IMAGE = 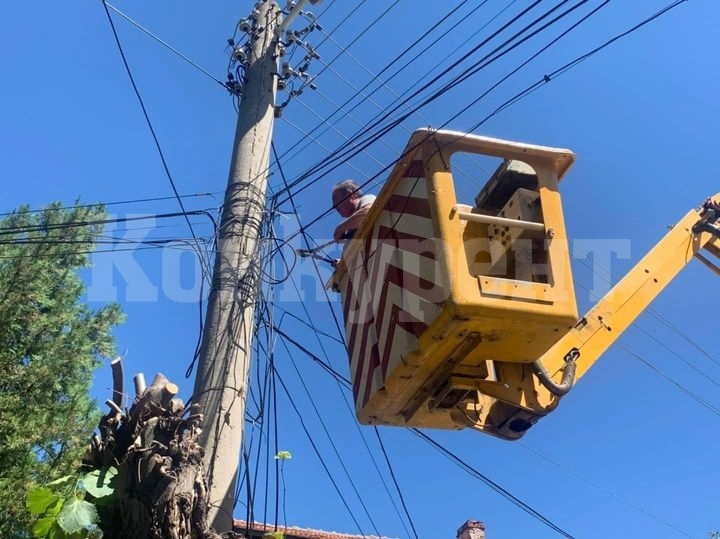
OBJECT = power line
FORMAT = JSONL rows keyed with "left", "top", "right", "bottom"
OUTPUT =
{"left": 270, "top": 142, "right": 346, "bottom": 338}
{"left": 279, "top": 115, "right": 378, "bottom": 187}
{"left": 294, "top": 0, "right": 401, "bottom": 96}
{"left": 279, "top": 0, "right": 688, "bottom": 246}
{"left": 311, "top": 0, "right": 367, "bottom": 50}
{"left": 0, "top": 243, "right": 205, "bottom": 260}
{"left": 275, "top": 0, "right": 553, "bottom": 199}
{"left": 279, "top": 337, "right": 383, "bottom": 537}
{"left": 275, "top": 0, "right": 483, "bottom": 170}
{"left": 287, "top": 0, "right": 600, "bottom": 198}
{"left": 100, "top": 0, "right": 212, "bottom": 281}
{"left": 0, "top": 209, "right": 214, "bottom": 236}
{"left": 412, "top": 430, "right": 576, "bottom": 538}
{"left": 273, "top": 326, "right": 349, "bottom": 385}
{"left": 104, "top": 2, "right": 226, "bottom": 87}
{"left": 465, "top": 0, "right": 689, "bottom": 131}
{"left": 619, "top": 343, "right": 720, "bottom": 418}
{"left": 300, "top": 85, "right": 489, "bottom": 189}
{"left": 275, "top": 0, "right": 584, "bottom": 207}
{"left": 274, "top": 297, "right": 417, "bottom": 539}
{"left": 265, "top": 0, "right": 517, "bottom": 210}
{"left": 272, "top": 366, "right": 368, "bottom": 537}
{"left": 0, "top": 191, "right": 221, "bottom": 219}
{"left": 426, "top": 0, "right": 607, "bottom": 131}
{"left": 372, "top": 427, "right": 420, "bottom": 539}
{"left": 518, "top": 442, "right": 694, "bottom": 538}
{"left": 367, "top": 0, "right": 520, "bottom": 129}
{"left": 275, "top": 306, "right": 344, "bottom": 345}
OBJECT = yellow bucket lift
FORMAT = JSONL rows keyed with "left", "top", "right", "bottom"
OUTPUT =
{"left": 328, "top": 128, "right": 720, "bottom": 440}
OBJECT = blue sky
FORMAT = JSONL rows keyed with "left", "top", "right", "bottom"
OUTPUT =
{"left": 2, "top": 1, "right": 719, "bottom": 538}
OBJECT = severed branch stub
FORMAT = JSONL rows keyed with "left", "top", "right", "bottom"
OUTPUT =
{"left": 110, "top": 356, "right": 124, "bottom": 408}
{"left": 88, "top": 357, "right": 237, "bottom": 539}
{"left": 134, "top": 372, "right": 147, "bottom": 397}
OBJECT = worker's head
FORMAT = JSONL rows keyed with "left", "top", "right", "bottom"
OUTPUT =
{"left": 331, "top": 179, "right": 362, "bottom": 218}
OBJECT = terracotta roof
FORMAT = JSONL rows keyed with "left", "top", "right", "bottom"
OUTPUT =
{"left": 234, "top": 520, "right": 396, "bottom": 539}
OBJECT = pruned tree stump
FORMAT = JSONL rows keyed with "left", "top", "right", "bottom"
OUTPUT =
{"left": 86, "top": 361, "right": 241, "bottom": 539}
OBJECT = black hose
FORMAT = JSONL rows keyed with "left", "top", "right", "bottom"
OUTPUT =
{"left": 532, "top": 359, "right": 576, "bottom": 396}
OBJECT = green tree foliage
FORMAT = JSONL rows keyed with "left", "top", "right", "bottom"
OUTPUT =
{"left": 0, "top": 203, "right": 124, "bottom": 537}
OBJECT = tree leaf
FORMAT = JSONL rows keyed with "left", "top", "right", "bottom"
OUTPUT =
{"left": 82, "top": 466, "right": 117, "bottom": 498}
{"left": 46, "top": 475, "right": 74, "bottom": 488}
{"left": 0, "top": 203, "right": 124, "bottom": 532}
{"left": 57, "top": 497, "right": 98, "bottom": 534}
{"left": 27, "top": 487, "right": 60, "bottom": 515}
{"left": 274, "top": 450, "right": 292, "bottom": 460}
{"left": 263, "top": 533, "right": 285, "bottom": 539}
{"left": 46, "top": 497, "right": 65, "bottom": 517}
{"left": 32, "top": 515, "right": 57, "bottom": 538}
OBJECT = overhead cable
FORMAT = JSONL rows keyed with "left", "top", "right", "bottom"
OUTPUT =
{"left": 275, "top": 0, "right": 552, "bottom": 199}
{"left": 274, "top": 294, "right": 417, "bottom": 538}
{"left": 273, "top": 367, "right": 368, "bottom": 536}
{"left": 280, "top": 0, "right": 687, "bottom": 245}
{"left": 279, "top": 337, "right": 383, "bottom": 537}
{"left": 275, "top": 0, "right": 483, "bottom": 169}
{"left": 518, "top": 442, "right": 694, "bottom": 538}
{"left": 0, "top": 191, "right": 221, "bottom": 219}
{"left": 466, "top": 0, "right": 689, "bottom": 131}
{"left": 412, "top": 430, "right": 576, "bottom": 538}
{"left": 100, "top": 0, "right": 212, "bottom": 281}
{"left": 372, "top": 427, "right": 420, "bottom": 539}
{"left": 104, "top": 2, "right": 226, "bottom": 87}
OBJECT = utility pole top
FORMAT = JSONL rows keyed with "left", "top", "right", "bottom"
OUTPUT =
{"left": 276, "top": 0, "right": 323, "bottom": 37}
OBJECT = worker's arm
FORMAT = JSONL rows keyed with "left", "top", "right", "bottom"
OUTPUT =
{"left": 334, "top": 204, "right": 373, "bottom": 242}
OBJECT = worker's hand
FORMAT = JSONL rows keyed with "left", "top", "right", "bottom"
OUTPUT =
{"left": 333, "top": 224, "right": 348, "bottom": 243}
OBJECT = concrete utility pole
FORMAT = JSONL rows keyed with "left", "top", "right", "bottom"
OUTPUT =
{"left": 193, "top": 0, "right": 280, "bottom": 531}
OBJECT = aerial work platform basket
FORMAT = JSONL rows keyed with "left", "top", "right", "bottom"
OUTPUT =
{"left": 328, "top": 128, "right": 720, "bottom": 440}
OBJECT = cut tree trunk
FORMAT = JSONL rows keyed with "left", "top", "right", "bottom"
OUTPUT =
{"left": 85, "top": 363, "right": 239, "bottom": 539}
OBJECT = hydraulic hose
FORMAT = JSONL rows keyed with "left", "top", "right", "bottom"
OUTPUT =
{"left": 532, "top": 359, "right": 577, "bottom": 397}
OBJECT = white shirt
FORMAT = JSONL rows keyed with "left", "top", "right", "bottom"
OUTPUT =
{"left": 358, "top": 194, "right": 376, "bottom": 210}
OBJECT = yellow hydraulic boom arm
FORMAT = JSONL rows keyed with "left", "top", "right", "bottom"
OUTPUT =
{"left": 536, "top": 195, "right": 720, "bottom": 389}
{"left": 452, "top": 195, "right": 720, "bottom": 438}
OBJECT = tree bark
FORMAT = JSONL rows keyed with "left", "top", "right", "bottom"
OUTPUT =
{"left": 86, "top": 367, "right": 240, "bottom": 539}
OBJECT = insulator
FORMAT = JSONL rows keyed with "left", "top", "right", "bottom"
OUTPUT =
{"left": 233, "top": 47, "right": 247, "bottom": 62}
{"left": 238, "top": 18, "right": 252, "bottom": 33}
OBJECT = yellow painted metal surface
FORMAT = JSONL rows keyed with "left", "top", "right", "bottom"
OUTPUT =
{"left": 328, "top": 128, "right": 719, "bottom": 440}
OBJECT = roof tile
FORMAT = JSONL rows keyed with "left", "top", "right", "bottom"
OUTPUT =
{"left": 234, "top": 520, "right": 397, "bottom": 539}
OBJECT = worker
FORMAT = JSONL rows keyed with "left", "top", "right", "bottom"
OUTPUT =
{"left": 331, "top": 179, "right": 376, "bottom": 242}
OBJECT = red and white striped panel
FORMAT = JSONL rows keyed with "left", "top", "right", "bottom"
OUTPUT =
{"left": 339, "top": 160, "right": 447, "bottom": 411}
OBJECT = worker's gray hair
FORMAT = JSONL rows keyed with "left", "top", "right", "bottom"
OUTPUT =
{"left": 332, "top": 179, "right": 362, "bottom": 197}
